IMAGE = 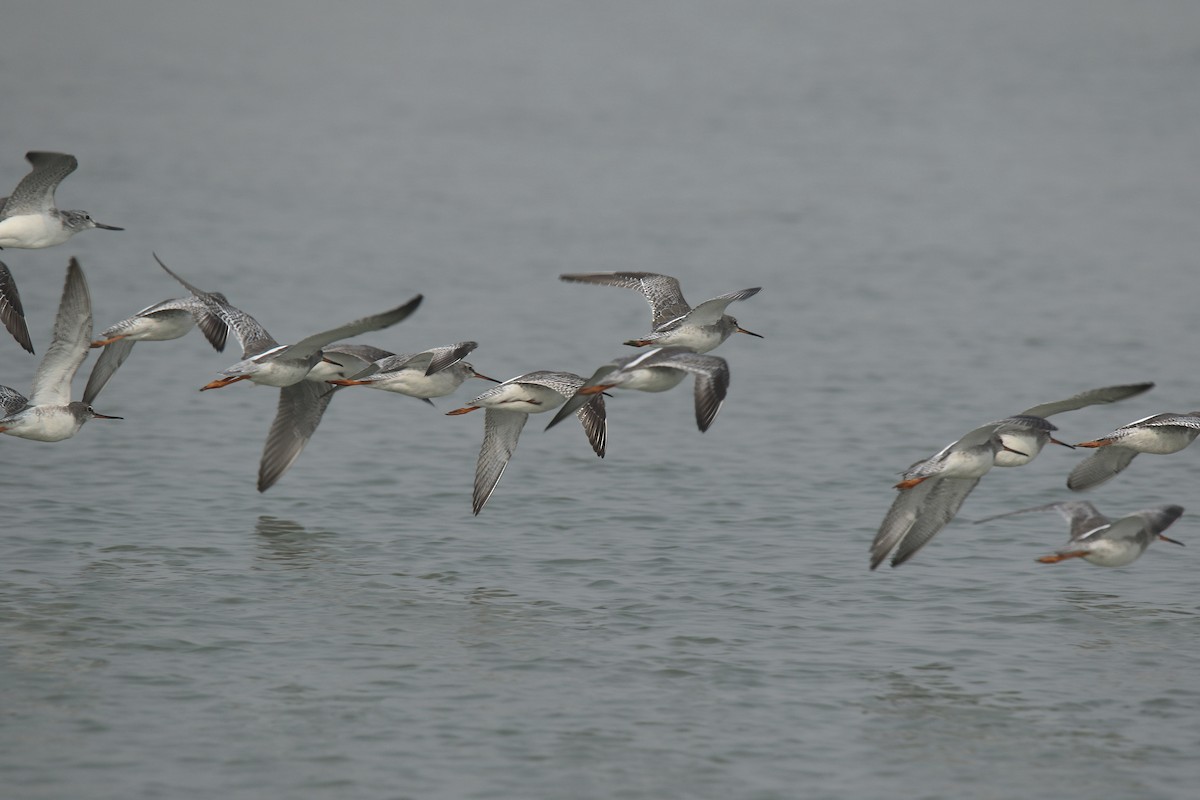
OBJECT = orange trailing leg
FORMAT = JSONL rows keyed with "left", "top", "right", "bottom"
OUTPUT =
{"left": 1036, "top": 551, "right": 1088, "bottom": 564}
{"left": 200, "top": 375, "right": 249, "bottom": 391}
{"left": 894, "top": 476, "right": 928, "bottom": 490}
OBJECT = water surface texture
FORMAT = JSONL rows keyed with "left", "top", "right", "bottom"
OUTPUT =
{"left": 2, "top": 2, "right": 1200, "bottom": 798}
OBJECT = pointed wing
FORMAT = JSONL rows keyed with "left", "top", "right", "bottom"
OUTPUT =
{"left": 692, "top": 367, "right": 728, "bottom": 432}
{"left": 0, "top": 260, "right": 32, "bottom": 353}
{"left": 0, "top": 385, "right": 29, "bottom": 418}
{"left": 82, "top": 338, "right": 136, "bottom": 404}
{"left": 1, "top": 152, "right": 78, "bottom": 217}
{"left": 545, "top": 365, "right": 616, "bottom": 431}
{"left": 1067, "top": 448, "right": 1140, "bottom": 491}
{"left": 205, "top": 298, "right": 275, "bottom": 357}
{"left": 889, "top": 477, "right": 982, "bottom": 567}
{"left": 871, "top": 479, "right": 937, "bottom": 570}
{"left": 1019, "top": 382, "right": 1155, "bottom": 419}
{"left": 190, "top": 298, "right": 229, "bottom": 352}
{"left": 288, "top": 294, "right": 423, "bottom": 359}
{"left": 473, "top": 409, "right": 528, "bottom": 515}
{"left": 423, "top": 341, "right": 478, "bottom": 376}
{"left": 560, "top": 271, "right": 691, "bottom": 329}
{"left": 257, "top": 382, "right": 339, "bottom": 492}
{"left": 153, "top": 254, "right": 277, "bottom": 357}
{"left": 653, "top": 350, "right": 730, "bottom": 431}
{"left": 677, "top": 287, "right": 760, "bottom": 328}
{"left": 29, "top": 259, "right": 91, "bottom": 406}
{"left": 610, "top": 347, "right": 731, "bottom": 431}
{"left": 575, "top": 394, "right": 606, "bottom": 457}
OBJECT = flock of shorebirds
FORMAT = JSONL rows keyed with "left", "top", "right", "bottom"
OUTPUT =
{"left": 870, "top": 384, "right": 1194, "bottom": 570}
{"left": 0, "top": 151, "right": 1194, "bottom": 570}
{"left": 0, "top": 152, "right": 761, "bottom": 517}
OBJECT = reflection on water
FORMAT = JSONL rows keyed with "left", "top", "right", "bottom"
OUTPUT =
{"left": 466, "top": 586, "right": 519, "bottom": 605}
{"left": 1054, "top": 588, "right": 1200, "bottom": 661}
{"left": 253, "top": 516, "right": 338, "bottom": 569}
{"left": 859, "top": 666, "right": 1160, "bottom": 796}
{"left": 1058, "top": 588, "right": 1199, "bottom": 621}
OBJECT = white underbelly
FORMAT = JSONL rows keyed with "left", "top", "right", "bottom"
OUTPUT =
{"left": 0, "top": 214, "right": 68, "bottom": 248}
{"left": 939, "top": 449, "right": 995, "bottom": 479}
{"left": 2, "top": 408, "right": 81, "bottom": 441}
{"left": 482, "top": 384, "right": 566, "bottom": 414}
{"left": 371, "top": 369, "right": 463, "bottom": 398}
{"left": 654, "top": 327, "right": 724, "bottom": 354}
{"left": 1081, "top": 541, "right": 1144, "bottom": 567}
{"left": 618, "top": 368, "right": 687, "bottom": 393}
{"left": 1122, "top": 427, "right": 1198, "bottom": 454}
{"left": 124, "top": 311, "right": 195, "bottom": 341}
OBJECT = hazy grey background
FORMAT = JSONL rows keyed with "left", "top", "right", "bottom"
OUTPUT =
{"left": 2, "top": 2, "right": 1200, "bottom": 798}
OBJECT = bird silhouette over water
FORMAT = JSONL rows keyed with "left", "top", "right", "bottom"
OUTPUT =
{"left": 975, "top": 501, "right": 1185, "bottom": 567}
{"left": 1068, "top": 412, "right": 1200, "bottom": 491}
{"left": 559, "top": 271, "right": 761, "bottom": 353}
{"left": 152, "top": 254, "right": 423, "bottom": 492}
{"left": 327, "top": 341, "right": 498, "bottom": 403}
{"left": 448, "top": 370, "right": 606, "bottom": 515}
{"left": 870, "top": 383, "right": 1155, "bottom": 569}
{"left": 83, "top": 293, "right": 229, "bottom": 404}
{"left": 0, "top": 259, "right": 122, "bottom": 441}
{"left": 871, "top": 423, "right": 1024, "bottom": 569}
{"left": 0, "top": 153, "right": 123, "bottom": 353}
{"left": 545, "top": 346, "right": 730, "bottom": 435}
{"left": 0, "top": 152, "right": 123, "bottom": 249}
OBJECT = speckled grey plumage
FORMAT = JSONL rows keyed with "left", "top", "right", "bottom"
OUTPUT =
{"left": 545, "top": 346, "right": 729, "bottom": 434}
{"left": 0, "top": 259, "right": 122, "bottom": 441}
{"left": 559, "top": 271, "right": 761, "bottom": 352}
{"left": 0, "top": 260, "right": 31, "bottom": 353}
{"left": 454, "top": 371, "right": 606, "bottom": 515}
{"left": 0, "top": 151, "right": 123, "bottom": 246}
{"left": 82, "top": 295, "right": 229, "bottom": 404}
{"left": 1067, "top": 412, "right": 1200, "bottom": 491}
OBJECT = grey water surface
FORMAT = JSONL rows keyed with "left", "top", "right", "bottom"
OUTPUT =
{"left": 3, "top": 2, "right": 1200, "bottom": 798}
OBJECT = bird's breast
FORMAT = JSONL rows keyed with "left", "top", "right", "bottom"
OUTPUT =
{"left": 0, "top": 213, "right": 68, "bottom": 248}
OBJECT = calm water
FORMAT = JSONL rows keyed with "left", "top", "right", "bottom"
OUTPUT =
{"left": 3, "top": 2, "right": 1200, "bottom": 798}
